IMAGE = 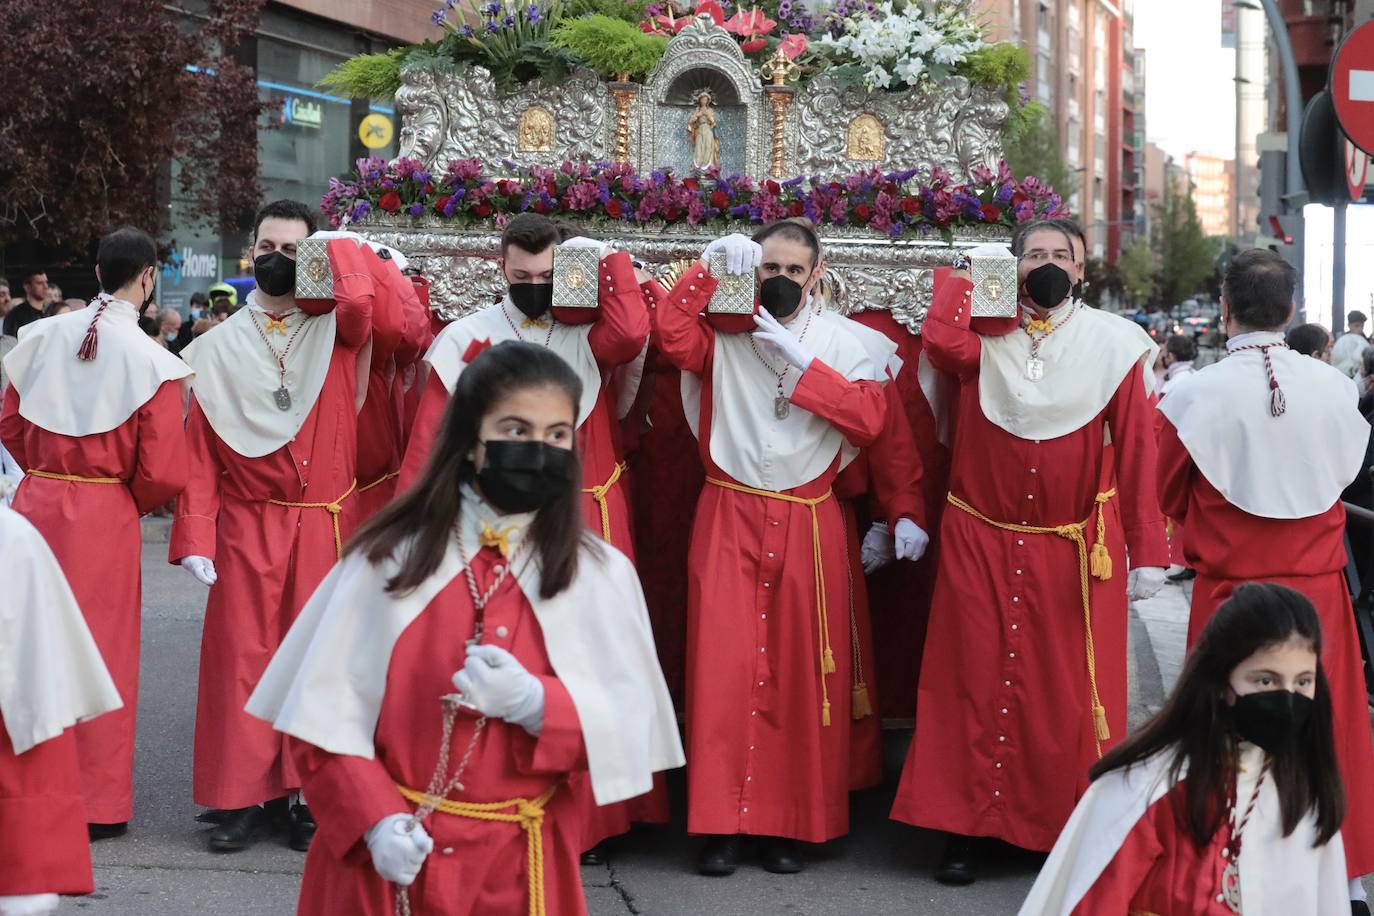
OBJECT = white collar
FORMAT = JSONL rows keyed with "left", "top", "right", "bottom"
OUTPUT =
{"left": 1165, "top": 360, "right": 1195, "bottom": 379}
{"left": 246, "top": 290, "right": 300, "bottom": 317}
{"left": 1227, "top": 330, "right": 1287, "bottom": 352}
{"left": 457, "top": 483, "right": 537, "bottom": 561}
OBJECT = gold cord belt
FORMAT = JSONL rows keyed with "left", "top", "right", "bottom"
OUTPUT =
{"left": 396, "top": 784, "right": 558, "bottom": 916}
{"left": 580, "top": 461, "right": 625, "bottom": 543}
{"left": 706, "top": 477, "right": 838, "bottom": 726}
{"left": 946, "top": 488, "right": 1117, "bottom": 757}
{"left": 265, "top": 479, "right": 357, "bottom": 559}
{"left": 358, "top": 470, "right": 400, "bottom": 494}
{"left": 27, "top": 469, "right": 122, "bottom": 484}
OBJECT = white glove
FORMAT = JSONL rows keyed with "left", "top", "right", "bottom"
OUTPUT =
{"left": 451, "top": 644, "right": 546, "bottom": 735}
{"left": 0, "top": 896, "right": 59, "bottom": 916}
{"left": 1128, "top": 566, "right": 1167, "bottom": 601}
{"left": 365, "top": 813, "right": 433, "bottom": 886}
{"left": 309, "top": 230, "right": 409, "bottom": 271}
{"left": 860, "top": 522, "right": 895, "bottom": 574}
{"left": 702, "top": 234, "right": 763, "bottom": 276}
{"left": 559, "top": 236, "right": 613, "bottom": 259}
{"left": 180, "top": 555, "right": 217, "bottom": 586}
{"left": 893, "top": 518, "right": 930, "bottom": 562}
{"left": 752, "top": 309, "right": 815, "bottom": 372}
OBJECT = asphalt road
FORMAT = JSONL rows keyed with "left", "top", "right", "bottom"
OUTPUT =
{"left": 69, "top": 536, "right": 1184, "bottom": 916}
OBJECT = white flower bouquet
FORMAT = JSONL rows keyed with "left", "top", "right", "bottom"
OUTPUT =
{"left": 817, "top": 0, "right": 986, "bottom": 92}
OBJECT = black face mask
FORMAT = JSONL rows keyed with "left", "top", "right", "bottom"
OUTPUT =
{"left": 254, "top": 251, "right": 297, "bottom": 298}
{"left": 759, "top": 275, "right": 804, "bottom": 320}
{"left": 509, "top": 283, "right": 553, "bottom": 320}
{"left": 476, "top": 440, "right": 574, "bottom": 514}
{"left": 141, "top": 270, "right": 157, "bottom": 311}
{"left": 1231, "top": 689, "right": 1314, "bottom": 754}
{"left": 1023, "top": 263, "right": 1073, "bottom": 311}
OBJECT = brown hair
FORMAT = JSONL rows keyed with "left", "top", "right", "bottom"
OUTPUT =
{"left": 752, "top": 217, "right": 823, "bottom": 267}
{"left": 500, "top": 213, "right": 561, "bottom": 259}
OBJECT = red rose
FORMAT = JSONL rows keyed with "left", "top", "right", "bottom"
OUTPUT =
{"left": 788, "top": 200, "right": 805, "bottom": 217}
{"left": 606, "top": 199, "right": 624, "bottom": 218}
{"left": 765, "top": 179, "right": 781, "bottom": 195}
{"left": 853, "top": 203, "right": 873, "bottom": 222}
{"left": 433, "top": 195, "right": 452, "bottom": 213}
{"left": 534, "top": 199, "right": 551, "bottom": 214}
{"left": 474, "top": 202, "right": 494, "bottom": 217}
{"left": 683, "top": 177, "right": 700, "bottom": 191}
{"left": 710, "top": 190, "right": 729, "bottom": 208}
{"left": 664, "top": 207, "right": 682, "bottom": 221}
{"left": 378, "top": 191, "right": 402, "bottom": 213}
{"left": 901, "top": 196, "right": 920, "bottom": 215}
{"left": 981, "top": 204, "right": 1003, "bottom": 222}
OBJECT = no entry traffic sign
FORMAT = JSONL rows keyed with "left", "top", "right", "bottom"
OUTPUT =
{"left": 1333, "top": 21, "right": 1374, "bottom": 155}
{"left": 1348, "top": 137, "right": 1371, "bottom": 201}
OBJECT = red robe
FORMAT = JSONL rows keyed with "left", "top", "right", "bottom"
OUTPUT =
{"left": 1, "top": 379, "right": 188, "bottom": 824}
{"left": 293, "top": 545, "right": 589, "bottom": 916}
{"left": 1158, "top": 418, "right": 1374, "bottom": 877}
{"left": 891, "top": 278, "right": 1168, "bottom": 852}
{"left": 657, "top": 269, "right": 888, "bottom": 842}
{"left": 171, "top": 299, "right": 372, "bottom": 811}
{"left": 0, "top": 724, "right": 90, "bottom": 895}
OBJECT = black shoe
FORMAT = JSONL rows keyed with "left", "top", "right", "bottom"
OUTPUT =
{"left": 209, "top": 805, "right": 270, "bottom": 852}
{"left": 288, "top": 803, "right": 316, "bottom": 852}
{"left": 580, "top": 844, "right": 606, "bottom": 866}
{"left": 88, "top": 822, "right": 128, "bottom": 841}
{"left": 1166, "top": 567, "right": 1197, "bottom": 582}
{"left": 194, "top": 809, "right": 229, "bottom": 825}
{"left": 935, "top": 834, "right": 979, "bottom": 886}
{"left": 759, "top": 837, "right": 804, "bottom": 874}
{"left": 696, "top": 835, "right": 743, "bottom": 877}
{"left": 1352, "top": 902, "right": 1371, "bottom": 916}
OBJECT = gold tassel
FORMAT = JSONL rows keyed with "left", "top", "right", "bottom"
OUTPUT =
{"left": 1093, "top": 704, "right": 1111, "bottom": 741}
{"left": 822, "top": 700, "right": 832, "bottom": 727}
{"left": 823, "top": 647, "right": 836, "bottom": 674}
{"left": 1090, "top": 542, "right": 1112, "bottom": 581}
{"left": 851, "top": 683, "right": 873, "bottom": 720}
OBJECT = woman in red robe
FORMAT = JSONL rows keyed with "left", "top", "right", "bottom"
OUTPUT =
{"left": 247, "top": 341, "right": 681, "bottom": 916}
{"left": 1020, "top": 583, "right": 1350, "bottom": 915}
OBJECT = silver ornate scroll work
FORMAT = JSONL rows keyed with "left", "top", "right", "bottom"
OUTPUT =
{"left": 355, "top": 220, "right": 1010, "bottom": 332}
{"left": 793, "top": 74, "right": 1010, "bottom": 178}
{"left": 393, "top": 65, "right": 612, "bottom": 171}
{"left": 633, "top": 15, "right": 769, "bottom": 177}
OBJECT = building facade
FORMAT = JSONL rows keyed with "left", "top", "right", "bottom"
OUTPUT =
{"left": 1184, "top": 152, "right": 1236, "bottom": 238}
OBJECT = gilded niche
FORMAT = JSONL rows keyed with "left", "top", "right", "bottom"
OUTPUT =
{"left": 517, "top": 106, "right": 556, "bottom": 152}
{"left": 846, "top": 113, "right": 885, "bottom": 162}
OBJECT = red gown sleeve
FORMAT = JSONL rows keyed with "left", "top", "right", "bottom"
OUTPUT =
{"left": 921, "top": 276, "right": 982, "bottom": 378}
{"left": 397, "top": 374, "right": 449, "bottom": 490}
{"left": 367, "top": 259, "right": 406, "bottom": 370}
{"left": 326, "top": 240, "right": 376, "bottom": 351}
{"left": 393, "top": 279, "right": 431, "bottom": 370}
{"left": 587, "top": 251, "right": 651, "bottom": 369}
{"left": 865, "top": 384, "right": 926, "bottom": 530}
{"left": 512, "top": 677, "right": 586, "bottom": 776}
{"left": 653, "top": 262, "right": 716, "bottom": 376}
{"left": 0, "top": 385, "right": 28, "bottom": 468}
{"left": 169, "top": 396, "right": 224, "bottom": 564}
{"left": 1070, "top": 806, "right": 1166, "bottom": 914}
{"left": 129, "top": 380, "right": 190, "bottom": 515}
{"left": 1105, "top": 367, "right": 1170, "bottom": 567}
{"left": 294, "top": 744, "right": 410, "bottom": 862}
{"left": 788, "top": 361, "right": 887, "bottom": 448}
{"left": 1156, "top": 415, "right": 1195, "bottom": 525}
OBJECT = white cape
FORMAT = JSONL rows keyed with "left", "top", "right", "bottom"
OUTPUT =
{"left": 0, "top": 504, "right": 121, "bottom": 755}
{"left": 979, "top": 302, "right": 1158, "bottom": 441}
{"left": 2, "top": 296, "right": 192, "bottom": 436}
{"left": 247, "top": 491, "right": 684, "bottom": 805}
{"left": 424, "top": 300, "right": 603, "bottom": 430}
{"left": 680, "top": 304, "right": 888, "bottom": 491}
{"left": 181, "top": 292, "right": 343, "bottom": 459}
{"left": 1020, "top": 743, "right": 1349, "bottom": 916}
{"left": 1157, "top": 332, "right": 1368, "bottom": 518}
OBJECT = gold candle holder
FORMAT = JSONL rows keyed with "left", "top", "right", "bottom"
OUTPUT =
{"left": 760, "top": 49, "right": 801, "bottom": 179}
{"left": 610, "top": 72, "right": 636, "bottom": 165}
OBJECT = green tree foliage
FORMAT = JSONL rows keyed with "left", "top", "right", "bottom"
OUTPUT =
{"left": 1118, "top": 237, "right": 1157, "bottom": 307}
{"left": 1153, "top": 180, "right": 1221, "bottom": 308}
{"left": 551, "top": 15, "right": 667, "bottom": 78}
{"left": 1002, "top": 102, "right": 1077, "bottom": 210}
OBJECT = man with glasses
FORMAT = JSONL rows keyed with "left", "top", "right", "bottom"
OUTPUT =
{"left": 889, "top": 221, "right": 1168, "bottom": 884}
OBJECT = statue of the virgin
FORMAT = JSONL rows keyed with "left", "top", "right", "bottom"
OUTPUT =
{"left": 687, "top": 92, "right": 720, "bottom": 170}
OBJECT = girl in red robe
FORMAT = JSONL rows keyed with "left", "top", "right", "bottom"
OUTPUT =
{"left": 247, "top": 341, "right": 682, "bottom": 915}
{"left": 1020, "top": 582, "right": 1350, "bottom": 915}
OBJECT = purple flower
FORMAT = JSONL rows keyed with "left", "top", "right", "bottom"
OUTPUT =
{"left": 994, "top": 182, "right": 1014, "bottom": 206}
{"left": 486, "top": 19, "right": 499, "bottom": 31}
{"left": 441, "top": 197, "right": 458, "bottom": 216}
{"left": 503, "top": 14, "right": 515, "bottom": 26}
{"left": 482, "top": 0, "right": 500, "bottom": 13}
{"left": 1013, "top": 200, "right": 1036, "bottom": 222}
{"left": 432, "top": 7, "right": 447, "bottom": 24}
{"left": 527, "top": 3, "right": 541, "bottom": 22}
{"left": 350, "top": 200, "right": 372, "bottom": 221}
{"left": 458, "top": 24, "right": 473, "bottom": 36}
{"left": 408, "top": 202, "right": 424, "bottom": 216}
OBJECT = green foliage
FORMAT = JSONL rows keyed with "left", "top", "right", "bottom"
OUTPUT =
{"left": 551, "top": 14, "right": 667, "bottom": 78}
{"left": 1002, "top": 102, "right": 1076, "bottom": 212}
{"left": 1118, "top": 237, "right": 1157, "bottom": 307}
{"left": 317, "top": 48, "right": 409, "bottom": 99}
{"left": 961, "top": 42, "right": 1030, "bottom": 104}
{"left": 1154, "top": 180, "right": 1222, "bottom": 307}
{"left": 565, "top": 0, "right": 651, "bottom": 22}
{"left": 437, "top": 0, "right": 579, "bottom": 88}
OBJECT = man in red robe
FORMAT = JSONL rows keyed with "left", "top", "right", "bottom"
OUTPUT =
{"left": 1, "top": 226, "right": 192, "bottom": 837}
{"left": 0, "top": 501, "right": 123, "bottom": 916}
{"left": 171, "top": 201, "right": 385, "bottom": 852}
{"left": 890, "top": 224, "right": 1168, "bottom": 883}
{"left": 1156, "top": 248, "right": 1374, "bottom": 900}
{"left": 656, "top": 222, "right": 894, "bottom": 875}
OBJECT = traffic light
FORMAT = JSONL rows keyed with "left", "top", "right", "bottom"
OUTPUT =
{"left": 1271, "top": 212, "right": 1304, "bottom": 274}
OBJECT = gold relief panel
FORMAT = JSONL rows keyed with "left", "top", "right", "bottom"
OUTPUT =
{"left": 845, "top": 113, "right": 885, "bottom": 162}
{"left": 517, "top": 106, "right": 555, "bottom": 152}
